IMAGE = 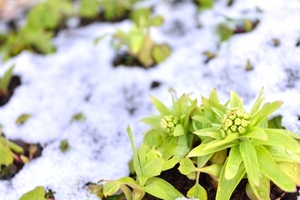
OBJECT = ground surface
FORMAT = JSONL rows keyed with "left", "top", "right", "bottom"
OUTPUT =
{"left": 0, "top": 0, "right": 300, "bottom": 199}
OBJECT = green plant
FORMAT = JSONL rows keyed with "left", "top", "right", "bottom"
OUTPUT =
{"left": 0, "top": 0, "right": 73, "bottom": 60}
{"left": 0, "top": 134, "right": 26, "bottom": 173}
{"left": 184, "top": 88, "right": 300, "bottom": 199}
{"left": 111, "top": 7, "right": 171, "bottom": 67}
{"left": 79, "top": 0, "right": 138, "bottom": 20}
{"left": 101, "top": 127, "right": 183, "bottom": 200}
{"left": 196, "top": 0, "right": 214, "bottom": 10}
{"left": 101, "top": 88, "right": 300, "bottom": 199}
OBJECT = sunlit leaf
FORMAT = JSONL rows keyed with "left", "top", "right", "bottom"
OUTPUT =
{"left": 150, "top": 96, "right": 172, "bottom": 115}
{"left": 143, "top": 177, "right": 183, "bottom": 199}
{"left": 0, "top": 65, "right": 14, "bottom": 92}
{"left": 178, "top": 158, "right": 197, "bottom": 175}
{"left": 246, "top": 174, "right": 270, "bottom": 200}
{"left": 0, "top": 137, "right": 14, "bottom": 166}
{"left": 198, "top": 164, "right": 222, "bottom": 179}
{"left": 266, "top": 146, "right": 300, "bottom": 163}
{"left": 240, "top": 140, "right": 260, "bottom": 186}
{"left": 173, "top": 124, "right": 185, "bottom": 136}
{"left": 242, "top": 127, "right": 268, "bottom": 141}
{"left": 19, "top": 186, "right": 46, "bottom": 200}
{"left": 193, "top": 127, "right": 221, "bottom": 139}
{"left": 256, "top": 146, "right": 296, "bottom": 192}
{"left": 225, "top": 145, "right": 242, "bottom": 180}
{"left": 277, "top": 162, "right": 300, "bottom": 186}
{"left": 216, "top": 161, "right": 246, "bottom": 200}
{"left": 250, "top": 87, "right": 264, "bottom": 115}
{"left": 230, "top": 90, "right": 243, "bottom": 108}
{"left": 15, "top": 114, "right": 31, "bottom": 125}
{"left": 152, "top": 44, "right": 171, "bottom": 64}
{"left": 187, "top": 183, "right": 207, "bottom": 200}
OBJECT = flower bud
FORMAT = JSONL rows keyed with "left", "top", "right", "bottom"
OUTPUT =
{"left": 160, "top": 115, "right": 180, "bottom": 135}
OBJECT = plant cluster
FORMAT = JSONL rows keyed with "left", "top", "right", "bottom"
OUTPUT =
{"left": 101, "top": 88, "right": 300, "bottom": 200}
{"left": 108, "top": 7, "right": 171, "bottom": 67}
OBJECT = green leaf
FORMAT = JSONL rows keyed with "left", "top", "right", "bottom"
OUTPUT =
{"left": 217, "top": 23, "right": 233, "bottom": 42}
{"left": 143, "top": 177, "right": 183, "bottom": 199}
{"left": 216, "top": 161, "right": 246, "bottom": 200}
{"left": 187, "top": 183, "right": 207, "bottom": 200}
{"left": 246, "top": 174, "right": 270, "bottom": 200}
{"left": 230, "top": 90, "right": 243, "bottom": 108}
{"left": 178, "top": 158, "right": 197, "bottom": 175}
{"left": 242, "top": 126, "right": 268, "bottom": 141}
{"left": 141, "top": 116, "right": 161, "bottom": 128}
{"left": 138, "top": 32, "right": 155, "bottom": 67}
{"left": 150, "top": 16, "right": 164, "bottom": 27}
{"left": 142, "top": 157, "right": 164, "bottom": 178}
{"left": 198, "top": 164, "right": 222, "bottom": 179}
{"left": 19, "top": 186, "right": 46, "bottom": 200}
{"left": 0, "top": 137, "right": 14, "bottom": 166}
{"left": 256, "top": 146, "right": 296, "bottom": 192}
{"left": 253, "top": 129, "right": 300, "bottom": 154}
{"left": 240, "top": 140, "right": 260, "bottom": 186}
{"left": 211, "top": 107, "right": 225, "bottom": 118}
{"left": 266, "top": 146, "right": 300, "bottom": 163}
{"left": 152, "top": 44, "right": 171, "bottom": 64}
{"left": 277, "top": 162, "right": 300, "bottom": 186}
{"left": 250, "top": 101, "right": 283, "bottom": 127}
{"left": 208, "top": 88, "right": 219, "bottom": 102}
{"left": 79, "top": 0, "right": 99, "bottom": 18}
{"left": 192, "top": 115, "right": 212, "bottom": 124}
{"left": 104, "top": 177, "right": 140, "bottom": 196}
{"left": 250, "top": 87, "right": 265, "bottom": 115}
{"left": 150, "top": 96, "right": 172, "bottom": 115}
{"left": 173, "top": 124, "right": 185, "bottom": 137}
{"left": 193, "top": 127, "right": 222, "bottom": 139}
{"left": 15, "top": 114, "right": 31, "bottom": 125}
{"left": 126, "top": 126, "right": 142, "bottom": 177}
{"left": 70, "top": 112, "right": 86, "bottom": 123}
{"left": 0, "top": 65, "right": 14, "bottom": 92}
{"left": 225, "top": 145, "right": 242, "bottom": 180}
{"left": 129, "top": 27, "right": 145, "bottom": 56}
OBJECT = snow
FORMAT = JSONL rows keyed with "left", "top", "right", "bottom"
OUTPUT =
{"left": 1, "top": 0, "right": 300, "bottom": 199}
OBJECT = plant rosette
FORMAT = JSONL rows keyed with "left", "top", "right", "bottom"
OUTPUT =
{"left": 182, "top": 88, "right": 300, "bottom": 200}
{"left": 142, "top": 93, "right": 198, "bottom": 163}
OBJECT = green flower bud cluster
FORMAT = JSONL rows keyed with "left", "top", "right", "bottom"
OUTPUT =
{"left": 220, "top": 107, "right": 251, "bottom": 137}
{"left": 160, "top": 115, "right": 179, "bottom": 135}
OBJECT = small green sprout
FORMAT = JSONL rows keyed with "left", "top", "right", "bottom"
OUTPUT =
{"left": 15, "top": 114, "right": 31, "bottom": 125}
{"left": 0, "top": 65, "right": 14, "bottom": 96}
{"left": 70, "top": 112, "right": 86, "bottom": 123}
{"left": 0, "top": 135, "right": 24, "bottom": 169}
{"left": 59, "top": 139, "right": 70, "bottom": 153}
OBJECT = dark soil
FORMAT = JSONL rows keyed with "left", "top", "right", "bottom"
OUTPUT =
{"left": 112, "top": 52, "right": 155, "bottom": 68}
{"left": 0, "top": 138, "right": 43, "bottom": 180}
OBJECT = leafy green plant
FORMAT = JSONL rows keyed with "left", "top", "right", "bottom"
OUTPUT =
{"left": 79, "top": 0, "right": 138, "bottom": 21}
{"left": 111, "top": 7, "right": 171, "bottom": 67}
{"left": 184, "top": 88, "right": 300, "bottom": 199}
{"left": 195, "top": 0, "right": 214, "bottom": 10}
{"left": 100, "top": 88, "right": 300, "bottom": 199}
{"left": 101, "top": 126, "right": 183, "bottom": 200}
{"left": 0, "top": 0, "right": 73, "bottom": 60}
{"left": 0, "top": 134, "right": 26, "bottom": 173}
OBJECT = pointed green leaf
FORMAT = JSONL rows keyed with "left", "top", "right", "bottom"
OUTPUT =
{"left": 192, "top": 115, "right": 212, "bottom": 124}
{"left": 19, "top": 186, "right": 46, "bottom": 200}
{"left": 204, "top": 133, "right": 239, "bottom": 151}
{"left": 141, "top": 116, "right": 161, "bottom": 128}
{"left": 193, "top": 127, "right": 222, "bottom": 139}
{"left": 250, "top": 87, "right": 264, "bottom": 115}
{"left": 187, "top": 183, "right": 207, "bottom": 200}
{"left": 266, "top": 146, "right": 300, "bottom": 163}
{"left": 211, "top": 107, "right": 225, "bottom": 118}
{"left": 225, "top": 145, "right": 242, "bottom": 180}
{"left": 142, "top": 157, "right": 164, "bottom": 178}
{"left": 150, "top": 96, "right": 171, "bottom": 115}
{"left": 0, "top": 65, "right": 14, "bottom": 92}
{"left": 143, "top": 177, "right": 183, "bottom": 199}
{"left": 208, "top": 88, "right": 219, "bottom": 102}
{"left": 173, "top": 124, "right": 184, "bottom": 137}
{"left": 246, "top": 174, "right": 270, "bottom": 200}
{"left": 240, "top": 140, "right": 260, "bottom": 186}
{"left": 243, "top": 127, "right": 268, "bottom": 141}
{"left": 256, "top": 146, "right": 296, "bottom": 192}
{"left": 104, "top": 177, "right": 140, "bottom": 196}
{"left": 250, "top": 101, "right": 283, "bottom": 127}
{"left": 162, "top": 156, "right": 178, "bottom": 171}
{"left": 278, "top": 162, "right": 300, "bottom": 186}
{"left": 253, "top": 129, "right": 300, "bottom": 154}
{"left": 126, "top": 126, "right": 142, "bottom": 177}
{"left": 230, "top": 90, "right": 243, "bottom": 108}
{"left": 216, "top": 161, "right": 246, "bottom": 200}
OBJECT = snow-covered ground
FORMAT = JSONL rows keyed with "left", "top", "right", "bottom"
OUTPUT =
{"left": 1, "top": 0, "right": 300, "bottom": 199}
